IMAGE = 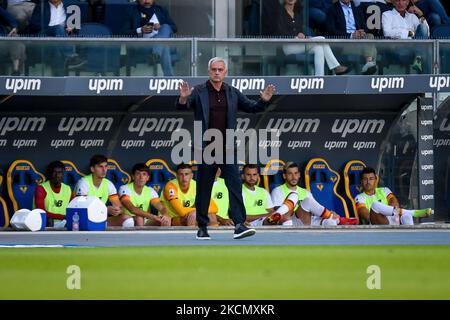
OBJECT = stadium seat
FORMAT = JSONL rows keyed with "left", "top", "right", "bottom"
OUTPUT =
{"left": 262, "top": 159, "right": 286, "bottom": 193}
{"left": 65, "top": 0, "right": 90, "bottom": 25}
{"left": 106, "top": 159, "right": 131, "bottom": 191}
{"left": 188, "top": 160, "right": 199, "bottom": 180}
{"left": 61, "top": 160, "right": 85, "bottom": 190}
{"left": 145, "top": 159, "right": 176, "bottom": 196}
{"left": 0, "top": 172, "right": 8, "bottom": 228}
{"left": 433, "top": 25, "right": 450, "bottom": 72}
{"left": 0, "top": 195, "right": 8, "bottom": 229}
{"left": 447, "top": 161, "right": 450, "bottom": 216}
{"left": 304, "top": 158, "right": 349, "bottom": 218}
{"left": 343, "top": 160, "right": 367, "bottom": 222}
{"left": 77, "top": 23, "right": 121, "bottom": 75}
{"left": 432, "top": 25, "right": 450, "bottom": 39}
{"left": 6, "top": 160, "right": 45, "bottom": 212}
{"left": 104, "top": 0, "right": 133, "bottom": 36}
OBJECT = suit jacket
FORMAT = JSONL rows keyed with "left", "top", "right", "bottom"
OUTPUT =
{"left": 29, "top": 1, "right": 68, "bottom": 34}
{"left": 325, "top": 1, "right": 368, "bottom": 38}
{"left": 121, "top": 3, "right": 177, "bottom": 36}
{"left": 0, "top": 6, "right": 17, "bottom": 35}
{"left": 177, "top": 81, "right": 270, "bottom": 149}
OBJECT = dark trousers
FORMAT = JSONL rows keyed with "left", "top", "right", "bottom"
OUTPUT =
{"left": 195, "top": 163, "right": 246, "bottom": 227}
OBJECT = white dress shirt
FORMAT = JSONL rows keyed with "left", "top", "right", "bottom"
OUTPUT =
{"left": 48, "top": 1, "right": 66, "bottom": 27}
{"left": 382, "top": 8, "right": 429, "bottom": 39}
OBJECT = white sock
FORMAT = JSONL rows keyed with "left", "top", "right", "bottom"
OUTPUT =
{"left": 371, "top": 201, "right": 416, "bottom": 217}
{"left": 122, "top": 218, "right": 135, "bottom": 228}
{"left": 300, "top": 195, "right": 326, "bottom": 217}
{"left": 276, "top": 192, "right": 299, "bottom": 215}
{"left": 371, "top": 201, "right": 395, "bottom": 216}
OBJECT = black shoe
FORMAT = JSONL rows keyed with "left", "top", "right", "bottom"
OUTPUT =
{"left": 196, "top": 227, "right": 211, "bottom": 240}
{"left": 233, "top": 223, "right": 256, "bottom": 239}
{"left": 66, "top": 55, "right": 87, "bottom": 70}
{"left": 11, "top": 70, "right": 20, "bottom": 76}
{"left": 334, "top": 65, "right": 352, "bottom": 75}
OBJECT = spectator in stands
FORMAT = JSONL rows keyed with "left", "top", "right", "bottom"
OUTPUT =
{"left": 160, "top": 163, "right": 218, "bottom": 227}
{"left": 212, "top": 168, "right": 233, "bottom": 226}
{"left": 308, "top": 0, "right": 333, "bottom": 33}
{"left": 271, "top": 162, "right": 357, "bottom": 226}
{"left": 5, "top": 0, "right": 35, "bottom": 32}
{"left": 29, "top": 0, "right": 86, "bottom": 75}
{"left": 382, "top": 0, "right": 430, "bottom": 72}
{"left": 34, "top": 161, "right": 73, "bottom": 228}
{"left": 74, "top": 154, "right": 125, "bottom": 224}
{"left": 241, "top": 164, "right": 280, "bottom": 227}
{"left": 411, "top": 0, "right": 450, "bottom": 29}
{"left": 276, "top": 0, "right": 350, "bottom": 75}
{"left": 122, "top": 0, "right": 177, "bottom": 76}
{"left": 325, "top": 0, "right": 378, "bottom": 75}
{"left": 0, "top": 6, "right": 25, "bottom": 75}
{"left": 355, "top": 167, "right": 433, "bottom": 225}
{"left": 117, "top": 163, "right": 171, "bottom": 227}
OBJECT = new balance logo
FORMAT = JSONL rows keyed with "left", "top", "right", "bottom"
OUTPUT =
{"left": 371, "top": 77, "right": 404, "bottom": 92}
{"left": 5, "top": 78, "right": 41, "bottom": 93}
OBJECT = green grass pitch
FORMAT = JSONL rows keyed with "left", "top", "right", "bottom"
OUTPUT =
{"left": 1, "top": 245, "right": 449, "bottom": 299}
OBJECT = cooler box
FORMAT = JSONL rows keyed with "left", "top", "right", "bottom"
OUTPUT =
{"left": 66, "top": 196, "right": 107, "bottom": 231}
{"left": 10, "top": 209, "right": 46, "bottom": 231}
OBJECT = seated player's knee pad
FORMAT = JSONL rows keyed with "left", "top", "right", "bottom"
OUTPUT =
{"left": 122, "top": 217, "right": 135, "bottom": 228}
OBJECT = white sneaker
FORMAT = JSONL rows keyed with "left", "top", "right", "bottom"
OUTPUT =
{"left": 361, "top": 61, "right": 377, "bottom": 75}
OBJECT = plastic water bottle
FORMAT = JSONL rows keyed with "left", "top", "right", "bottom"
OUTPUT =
{"left": 72, "top": 212, "right": 79, "bottom": 231}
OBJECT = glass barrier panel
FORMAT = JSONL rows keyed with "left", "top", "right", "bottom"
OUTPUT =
{"left": 196, "top": 39, "right": 434, "bottom": 76}
{"left": 0, "top": 38, "right": 192, "bottom": 77}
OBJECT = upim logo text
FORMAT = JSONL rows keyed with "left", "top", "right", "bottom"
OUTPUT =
{"left": 5, "top": 78, "right": 41, "bottom": 93}
{"left": 290, "top": 78, "right": 324, "bottom": 93}
{"left": 231, "top": 78, "right": 265, "bottom": 92}
{"left": 371, "top": 77, "right": 404, "bottom": 92}
{"left": 89, "top": 79, "right": 123, "bottom": 94}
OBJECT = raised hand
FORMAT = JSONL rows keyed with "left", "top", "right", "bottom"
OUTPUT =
{"left": 178, "top": 81, "right": 193, "bottom": 104}
{"left": 260, "top": 84, "right": 276, "bottom": 102}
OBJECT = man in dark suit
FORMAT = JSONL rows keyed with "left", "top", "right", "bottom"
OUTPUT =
{"left": 177, "top": 57, "right": 276, "bottom": 240}
{"left": 29, "top": 0, "right": 85, "bottom": 75}
{"left": 325, "top": 0, "right": 378, "bottom": 74}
